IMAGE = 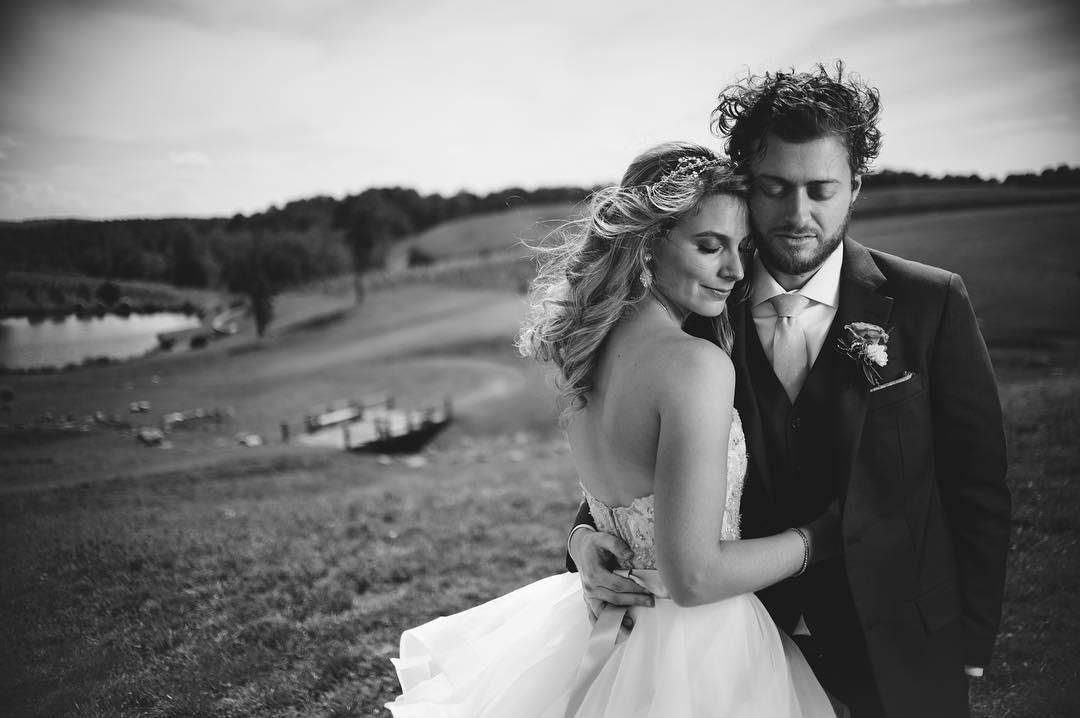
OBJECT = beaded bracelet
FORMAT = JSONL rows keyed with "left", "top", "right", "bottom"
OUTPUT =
{"left": 790, "top": 527, "right": 810, "bottom": 576}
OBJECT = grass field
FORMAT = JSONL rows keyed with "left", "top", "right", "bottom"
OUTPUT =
{"left": 1, "top": 198, "right": 1079, "bottom": 716}
{"left": 401, "top": 203, "right": 578, "bottom": 262}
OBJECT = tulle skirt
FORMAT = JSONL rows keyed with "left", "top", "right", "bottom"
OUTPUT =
{"left": 387, "top": 572, "right": 835, "bottom": 717}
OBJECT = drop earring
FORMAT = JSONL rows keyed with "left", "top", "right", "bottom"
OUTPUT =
{"left": 639, "top": 254, "right": 653, "bottom": 289}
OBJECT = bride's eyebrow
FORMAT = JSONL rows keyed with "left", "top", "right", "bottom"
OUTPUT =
{"left": 692, "top": 231, "right": 736, "bottom": 241}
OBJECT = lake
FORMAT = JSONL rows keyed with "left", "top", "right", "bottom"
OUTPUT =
{"left": 0, "top": 312, "right": 201, "bottom": 370}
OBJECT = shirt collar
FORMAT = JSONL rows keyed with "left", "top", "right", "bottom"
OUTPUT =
{"left": 750, "top": 241, "right": 844, "bottom": 310}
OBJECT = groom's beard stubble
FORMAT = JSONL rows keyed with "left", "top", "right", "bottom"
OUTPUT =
{"left": 754, "top": 209, "right": 853, "bottom": 277}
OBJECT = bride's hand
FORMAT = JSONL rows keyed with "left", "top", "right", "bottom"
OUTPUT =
{"left": 570, "top": 528, "right": 654, "bottom": 620}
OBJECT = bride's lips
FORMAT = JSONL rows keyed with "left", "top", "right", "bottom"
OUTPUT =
{"left": 702, "top": 285, "right": 732, "bottom": 299}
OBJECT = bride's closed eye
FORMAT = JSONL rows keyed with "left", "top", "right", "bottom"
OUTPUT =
{"left": 695, "top": 236, "right": 739, "bottom": 255}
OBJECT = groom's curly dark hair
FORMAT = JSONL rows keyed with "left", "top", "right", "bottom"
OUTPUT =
{"left": 711, "top": 61, "right": 882, "bottom": 177}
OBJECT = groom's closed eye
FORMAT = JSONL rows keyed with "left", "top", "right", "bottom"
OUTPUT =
{"left": 807, "top": 183, "right": 839, "bottom": 200}
{"left": 754, "top": 178, "right": 841, "bottom": 201}
{"left": 756, "top": 179, "right": 787, "bottom": 198}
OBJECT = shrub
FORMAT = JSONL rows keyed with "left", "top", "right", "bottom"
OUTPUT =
{"left": 97, "top": 281, "right": 122, "bottom": 306}
{"left": 407, "top": 247, "right": 436, "bottom": 267}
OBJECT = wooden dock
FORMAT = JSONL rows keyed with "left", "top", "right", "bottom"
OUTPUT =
{"left": 293, "top": 394, "right": 451, "bottom": 453}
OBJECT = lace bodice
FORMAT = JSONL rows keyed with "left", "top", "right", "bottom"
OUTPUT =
{"left": 581, "top": 410, "right": 747, "bottom": 570}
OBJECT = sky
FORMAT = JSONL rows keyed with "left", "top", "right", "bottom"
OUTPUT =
{"left": 1, "top": 0, "right": 1078, "bottom": 221}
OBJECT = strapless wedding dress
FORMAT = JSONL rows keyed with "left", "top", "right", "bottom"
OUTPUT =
{"left": 387, "top": 412, "right": 835, "bottom": 717}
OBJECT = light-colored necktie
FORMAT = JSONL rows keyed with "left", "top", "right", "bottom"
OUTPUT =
{"left": 769, "top": 293, "right": 812, "bottom": 403}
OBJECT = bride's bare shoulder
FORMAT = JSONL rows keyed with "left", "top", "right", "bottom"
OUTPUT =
{"left": 641, "top": 333, "right": 735, "bottom": 399}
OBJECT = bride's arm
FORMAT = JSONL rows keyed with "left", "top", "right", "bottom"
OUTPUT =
{"left": 652, "top": 341, "right": 807, "bottom": 608}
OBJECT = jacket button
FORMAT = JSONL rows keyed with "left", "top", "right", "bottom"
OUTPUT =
{"left": 790, "top": 417, "right": 801, "bottom": 430}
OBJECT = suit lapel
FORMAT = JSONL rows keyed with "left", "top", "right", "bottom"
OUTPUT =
{"left": 831, "top": 239, "right": 894, "bottom": 497}
{"left": 731, "top": 297, "right": 776, "bottom": 501}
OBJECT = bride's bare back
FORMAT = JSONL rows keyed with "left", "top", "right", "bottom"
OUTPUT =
{"left": 567, "top": 299, "right": 729, "bottom": 508}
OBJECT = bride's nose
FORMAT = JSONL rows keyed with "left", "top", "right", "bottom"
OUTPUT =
{"left": 718, "top": 251, "right": 744, "bottom": 282}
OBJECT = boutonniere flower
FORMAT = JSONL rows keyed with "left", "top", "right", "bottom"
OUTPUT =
{"left": 836, "top": 322, "right": 890, "bottom": 386}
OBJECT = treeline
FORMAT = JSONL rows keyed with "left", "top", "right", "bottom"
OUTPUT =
{"left": 864, "top": 164, "right": 1080, "bottom": 188}
{"left": 2, "top": 168, "right": 1077, "bottom": 293}
{"left": 0, "top": 187, "right": 590, "bottom": 294}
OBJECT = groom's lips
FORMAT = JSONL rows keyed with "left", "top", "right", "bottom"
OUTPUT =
{"left": 773, "top": 230, "right": 818, "bottom": 243}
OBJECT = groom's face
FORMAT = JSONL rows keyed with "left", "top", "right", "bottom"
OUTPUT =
{"left": 748, "top": 133, "right": 861, "bottom": 279}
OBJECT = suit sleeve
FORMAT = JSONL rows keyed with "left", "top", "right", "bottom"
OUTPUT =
{"left": 565, "top": 501, "right": 596, "bottom": 573}
{"left": 930, "top": 273, "right": 1011, "bottom": 667}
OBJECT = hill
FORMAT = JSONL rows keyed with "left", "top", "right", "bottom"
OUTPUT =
{"left": 392, "top": 202, "right": 579, "bottom": 265}
{"left": 381, "top": 185, "right": 1080, "bottom": 265}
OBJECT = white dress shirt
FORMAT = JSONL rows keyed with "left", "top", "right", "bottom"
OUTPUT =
{"left": 749, "top": 244, "right": 844, "bottom": 639}
{"left": 750, "top": 241, "right": 844, "bottom": 374}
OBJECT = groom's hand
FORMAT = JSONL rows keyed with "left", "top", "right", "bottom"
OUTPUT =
{"left": 802, "top": 499, "right": 843, "bottom": 566}
{"left": 570, "top": 529, "right": 654, "bottom": 619}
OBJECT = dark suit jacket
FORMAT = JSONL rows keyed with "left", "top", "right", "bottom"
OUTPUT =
{"left": 568, "top": 239, "right": 1011, "bottom": 717}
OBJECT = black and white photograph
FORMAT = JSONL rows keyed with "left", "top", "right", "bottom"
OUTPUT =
{"left": 1, "top": 1, "right": 1078, "bottom": 716}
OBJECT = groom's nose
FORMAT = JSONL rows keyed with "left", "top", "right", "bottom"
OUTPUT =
{"left": 783, "top": 188, "right": 812, "bottom": 227}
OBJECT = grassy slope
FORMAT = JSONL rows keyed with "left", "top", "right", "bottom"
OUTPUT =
{"left": 401, "top": 203, "right": 579, "bottom": 261}
{"left": 852, "top": 202, "right": 1080, "bottom": 344}
{"left": 1, "top": 199, "right": 1079, "bottom": 716}
{"left": 1, "top": 360, "right": 1075, "bottom": 717}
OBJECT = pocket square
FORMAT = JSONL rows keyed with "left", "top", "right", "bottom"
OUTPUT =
{"left": 870, "top": 371, "right": 915, "bottom": 392}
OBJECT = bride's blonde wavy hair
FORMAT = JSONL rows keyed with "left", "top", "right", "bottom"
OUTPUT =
{"left": 517, "top": 141, "right": 748, "bottom": 421}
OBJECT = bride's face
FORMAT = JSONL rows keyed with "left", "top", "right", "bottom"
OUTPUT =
{"left": 651, "top": 193, "right": 749, "bottom": 318}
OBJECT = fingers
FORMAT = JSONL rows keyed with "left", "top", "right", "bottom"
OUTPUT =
{"left": 588, "top": 532, "right": 634, "bottom": 565}
{"left": 579, "top": 564, "right": 651, "bottom": 598}
{"left": 593, "top": 572, "right": 650, "bottom": 595}
{"left": 583, "top": 584, "right": 654, "bottom": 608}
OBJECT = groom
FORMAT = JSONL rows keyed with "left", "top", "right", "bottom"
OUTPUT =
{"left": 566, "top": 64, "right": 1010, "bottom": 717}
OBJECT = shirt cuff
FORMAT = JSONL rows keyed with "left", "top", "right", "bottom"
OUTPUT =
{"left": 964, "top": 665, "right": 984, "bottom": 678}
{"left": 567, "top": 523, "right": 596, "bottom": 557}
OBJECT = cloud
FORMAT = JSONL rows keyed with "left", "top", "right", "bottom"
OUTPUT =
{"left": 168, "top": 150, "right": 210, "bottom": 167}
{"left": 0, "top": 135, "right": 21, "bottom": 160}
{"left": 0, "top": 174, "right": 93, "bottom": 219}
{"left": 880, "top": 0, "right": 978, "bottom": 5}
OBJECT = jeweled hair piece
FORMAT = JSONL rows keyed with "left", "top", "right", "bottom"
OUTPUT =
{"left": 651, "top": 155, "right": 727, "bottom": 190}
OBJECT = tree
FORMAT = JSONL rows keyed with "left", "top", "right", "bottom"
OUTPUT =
{"left": 338, "top": 191, "right": 416, "bottom": 303}
{"left": 170, "top": 226, "right": 218, "bottom": 287}
{"left": 223, "top": 232, "right": 276, "bottom": 338}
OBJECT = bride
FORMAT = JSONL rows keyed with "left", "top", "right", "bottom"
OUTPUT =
{"left": 386, "top": 142, "right": 839, "bottom": 717}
